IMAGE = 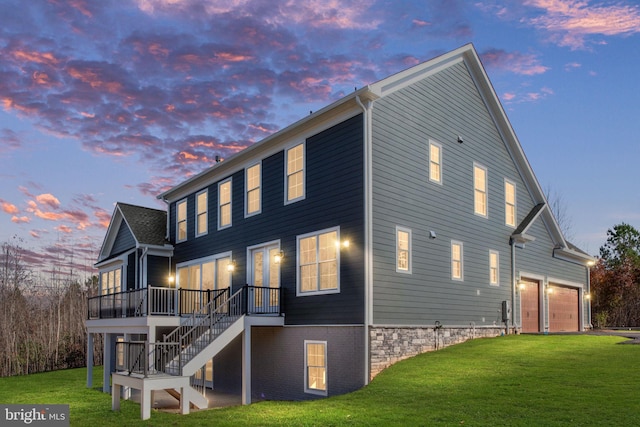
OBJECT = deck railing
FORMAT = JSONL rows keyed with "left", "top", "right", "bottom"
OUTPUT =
{"left": 114, "top": 286, "right": 282, "bottom": 377}
{"left": 87, "top": 287, "right": 230, "bottom": 319}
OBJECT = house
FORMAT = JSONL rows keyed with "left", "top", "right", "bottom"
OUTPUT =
{"left": 86, "top": 44, "right": 594, "bottom": 420}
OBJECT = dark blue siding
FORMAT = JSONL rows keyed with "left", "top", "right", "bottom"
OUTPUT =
{"left": 147, "top": 255, "right": 169, "bottom": 288}
{"left": 111, "top": 222, "right": 135, "bottom": 256}
{"left": 126, "top": 252, "right": 136, "bottom": 290}
{"left": 170, "top": 114, "right": 365, "bottom": 325}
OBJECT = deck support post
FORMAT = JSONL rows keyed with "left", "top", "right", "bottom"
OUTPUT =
{"left": 87, "top": 333, "right": 94, "bottom": 388}
{"left": 103, "top": 333, "right": 112, "bottom": 393}
{"left": 242, "top": 325, "right": 251, "bottom": 405}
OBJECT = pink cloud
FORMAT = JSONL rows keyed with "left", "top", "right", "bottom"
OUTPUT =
{"left": 135, "top": 0, "right": 381, "bottom": 30}
{"left": 1, "top": 200, "right": 19, "bottom": 215}
{"left": 36, "top": 193, "right": 61, "bottom": 209}
{"left": 0, "top": 129, "right": 22, "bottom": 152}
{"left": 11, "top": 216, "right": 29, "bottom": 224}
{"left": 480, "top": 49, "right": 550, "bottom": 75}
{"left": 55, "top": 225, "right": 73, "bottom": 234}
{"left": 524, "top": 0, "right": 640, "bottom": 49}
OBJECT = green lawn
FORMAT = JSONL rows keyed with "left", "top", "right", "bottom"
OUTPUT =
{"left": 1, "top": 335, "right": 639, "bottom": 426}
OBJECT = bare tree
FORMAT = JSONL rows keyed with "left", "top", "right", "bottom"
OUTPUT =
{"left": 544, "top": 184, "right": 574, "bottom": 242}
{"left": 0, "top": 238, "right": 101, "bottom": 377}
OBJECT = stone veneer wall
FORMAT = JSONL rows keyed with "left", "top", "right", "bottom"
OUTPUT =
{"left": 369, "top": 326, "right": 506, "bottom": 379}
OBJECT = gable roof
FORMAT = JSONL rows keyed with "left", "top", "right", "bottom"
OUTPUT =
{"left": 157, "top": 43, "right": 592, "bottom": 263}
{"left": 117, "top": 203, "right": 168, "bottom": 247}
{"left": 96, "top": 202, "right": 170, "bottom": 265}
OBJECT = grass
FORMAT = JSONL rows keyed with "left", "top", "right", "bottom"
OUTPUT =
{"left": 1, "top": 335, "right": 639, "bottom": 426}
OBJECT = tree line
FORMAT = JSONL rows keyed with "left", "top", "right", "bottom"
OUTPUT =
{"left": 0, "top": 238, "right": 102, "bottom": 377}
{"left": 590, "top": 223, "right": 640, "bottom": 328}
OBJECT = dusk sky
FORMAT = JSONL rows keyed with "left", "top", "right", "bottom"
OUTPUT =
{"left": 1, "top": 0, "right": 639, "bottom": 281}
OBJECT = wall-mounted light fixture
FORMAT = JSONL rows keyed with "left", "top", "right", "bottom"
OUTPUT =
{"left": 168, "top": 275, "right": 175, "bottom": 285}
{"left": 585, "top": 293, "right": 591, "bottom": 300}
{"left": 227, "top": 260, "right": 236, "bottom": 272}
{"left": 274, "top": 251, "right": 285, "bottom": 264}
{"left": 429, "top": 230, "right": 437, "bottom": 239}
{"left": 517, "top": 281, "right": 526, "bottom": 292}
{"left": 546, "top": 286, "right": 554, "bottom": 294}
{"left": 457, "top": 135, "right": 464, "bottom": 144}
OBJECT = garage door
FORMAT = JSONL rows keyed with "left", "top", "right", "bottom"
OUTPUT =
{"left": 548, "top": 286, "right": 579, "bottom": 332}
{"left": 520, "top": 280, "right": 540, "bottom": 333}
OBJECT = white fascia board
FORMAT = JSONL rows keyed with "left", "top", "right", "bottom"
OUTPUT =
{"left": 553, "top": 247, "right": 596, "bottom": 265}
{"left": 96, "top": 204, "right": 124, "bottom": 263}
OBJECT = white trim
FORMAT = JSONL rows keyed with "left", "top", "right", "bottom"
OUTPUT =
{"left": 245, "top": 240, "right": 281, "bottom": 297}
{"left": 284, "top": 141, "right": 306, "bottom": 205}
{"left": 547, "top": 277, "right": 584, "bottom": 289}
{"left": 504, "top": 178, "right": 516, "bottom": 228}
{"left": 244, "top": 161, "right": 262, "bottom": 218}
{"left": 395, "top": 226, "right": 412, "bottom": 274}
{"left": 218, "top": 177, "right": 233, "bottom": 230}
{"left": 195, "top": 189, "right": 208, "bottom": 238}
{"left": 176, "top": 198, "right": 188, "bottom": 243}
{"left": 99, "top": 265, "right": 123, "bottom": 295}
{"left": 489, "top": 250, "right": 499, "bottom": 286}
{"left": 473, "top": 162, "right": 488, "bottom": 218}
{"left": 296, "top": 226, "right": 341, "bottom": 296}
{"left": 175, "top": 251, "right": 233, "bottom": 291}
{"left": 428, "top": 139, "right": 443, "bottom": 185}
{"left": 451, "top": 240, "right": 464, "bottom": 281}
{"left": 304, "top": 340, "right": 328, "bottom": 396}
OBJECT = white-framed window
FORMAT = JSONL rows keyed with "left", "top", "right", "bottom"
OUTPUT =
{"left": 304, "top": 340, "right": 327, "bottom": 395}
{"left": 451, "top": 241, "right": 464, "bottom": 281}
{"left": 176, "top": 199, "right": 187, "bottom": 242}
{"left": 429, "top": 140, "right": 442, "bottom": 184}
{"left": 297, "top": 227, "right": 340, "bottom": 296}
{"left": 116, "top": 336, "right": 125, "bottom": 369}
{"left": 505, "top": 179, "right": 516, "bottom": 227}
{"left": 474, "top": 163, "right": 488, "bottom": 217}
{"left": 490, "top": 250, "right": 499, "bottom": 286}
{"left": 286, "top": 143, "right": 305, "bottom": 203}
{"left": 396, "top": 226, "right": 412, "bottom": 273}
{"left": 196, "top": 189, "right": 208, "bottom": 237}
{"left": 176, "top": 253, "right": 232, "bottom": 312}
{"left": 218, "top": 178, "right": 232, "bottom": 229}
{"left": 245, "top": 163, "right": 261, "bottom": 217}
{"left": 100, "top": 267, "right": 122, "bottom": 295}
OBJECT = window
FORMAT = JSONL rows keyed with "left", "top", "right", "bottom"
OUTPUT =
{"left": 474, "top": 164, "right": 488, "bottom": 217}
{"left": 218, "top": 179, "right": 232, "bottom": 229}
{"left": 196, "top": 190, "right": 208, "bottom": 236}
{"left": 246, "top": 163, "right": 261, "bottom": 216}
{"left": 176, "top": 199, "right": 187, "bottom": 242}
{"left": 505, "top": 179, "right": 516, "bottom": 227}
{"left": 177, "top": 254, "right": 232, "bottom": 312}
{"left": 100, "top": 267, "right": 122, "bottom": 295}
{"left": 396, "top": 226, "right": 411, "bottom": 273}
{"left": 451, "top": 241, "right": 463, "bottom": 281}
{"left": 297, "top": 227, "right": 339, "bottom": 295}
{"left": 429, "top": 140, "right": 442, "bottom": 184}
{"left": 305, "top": 341, "right": 327, "bottom": 395}
{"left": 490, "top": 250, "right": 499, "bottom": 285}
{"left": 286, "top": 143, "right": 305, "bottom": 203}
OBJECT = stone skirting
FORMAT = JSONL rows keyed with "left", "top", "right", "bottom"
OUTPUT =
{"left": 369, "top": 325, "right": 505, "bottom": 379}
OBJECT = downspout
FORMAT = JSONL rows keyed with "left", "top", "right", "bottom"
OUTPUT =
{"left": 356, "top": 94, "right": 373, "bottom": 385}
{"left": 586, "top": 264, "right": 592, "bottom": 330}
{"left": 510, "top": 238, "right": 516, "bottom": 333}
